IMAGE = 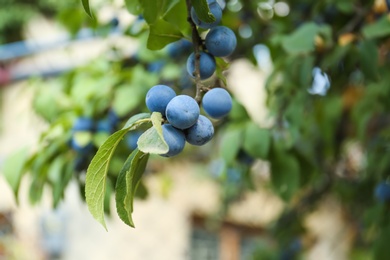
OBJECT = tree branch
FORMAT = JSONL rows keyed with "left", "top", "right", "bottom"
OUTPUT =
{"left": 186, "top": 0, "right": 204, "bottom": 104}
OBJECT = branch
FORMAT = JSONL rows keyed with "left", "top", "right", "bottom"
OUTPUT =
{"left": 186, "top": 0, "right": 204, "bottom": 104}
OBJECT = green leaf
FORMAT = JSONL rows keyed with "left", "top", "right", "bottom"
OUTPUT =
{"left": 47, "top": 156, "right": 66, "bottom": 184}
{"left": 228, "top": 99, "right": 250, "bottom": 121}
{"left": 52, "top": 159, "right": 73, "bottom": 208}
{"left": 123, "top": 113, "right": 151, "bottom": 129}
{"left": 112, "top": 85, "right": 144, "bottom": 117}
{"left": 362, "top": 16, "right": 390, "bottom": 39}
{"left": 124, "top": 150, "right": 150, "bottom": 227}
{"left": 81, "top": 0, "right": 93, "bottom": 18}
{"left": 85, "top": 113, "right": 150, "bottom": 230}
{"left": 270, "top": 148, "right": 300, "bottom": 201}
{"left": 335, "top": 1, "right": 354, "bottom": 13}
{"left": 147, "top": 19, "right": 183, "bottom": 50}
{"left": 374, "top": 225, "right": 390, "bottom": 259}
{"left": 2, "top": 148, "right": 29, "bottom": 201}
{"left": 125, "top": 0, "right": 142, "bottom": 15}
{"left": 191, "top": 0, "right": 216, "bottom": 23}
{"left": 215, "top": 57, "right": 230, "bottom": 86}
{"left": 137, "top": 112, "right": 169, "bottom": 154}
{"left": 358, "top": 40, "right": 379, "bottom": 80}
{"left": 281, "top": 22, "right": 320, "bottom": 55}
{"left": 140, "top": 0, "right": 179, "bottom": 24}
{"left": 115, "top": 149, "right": 138, "bottom": 226}
{"left": 140, "top": 0, "right": 161, "bottom": 24}
{"left": 243, "top": 123, "right": 271, "bottom": 159}
{"left": 163, "top": 0, "right": 190, "bottom": 35}
{"left": 115, "top": 148, "right": 150, "bottom": 228}
{"left": 298, "top": 55, "right": 315, "bottom": 87}
{"left": 220, "top": 125, "right": 244, "bottom": 163}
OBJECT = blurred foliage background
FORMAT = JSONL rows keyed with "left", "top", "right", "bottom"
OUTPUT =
{"left": 2, "top": 0, "right": 390, "bottom": 259}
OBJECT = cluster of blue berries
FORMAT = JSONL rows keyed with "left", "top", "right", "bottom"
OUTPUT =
{"left": 187, "top": 0, "right": 237, "bottom": 80}
{"left": 145, "top": 85, "right": 232, "bottom": 157}
{"left": 70, "top": 111, "right": 119, "bottom": 171}
{"left": 374, "top": 181, "right": 390, "bottom": 202}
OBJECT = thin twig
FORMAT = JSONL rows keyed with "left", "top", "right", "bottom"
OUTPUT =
{"left": 186, "top": 0, "right": 204, "bottom": 104}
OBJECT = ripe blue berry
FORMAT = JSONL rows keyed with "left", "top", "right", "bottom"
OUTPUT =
{"left": 202, "top": 88, "right": 232, "bottom": 119}
{"left": 72, "top": 117, "right": 95, "bottom": 132}
{"left": 146, "top": 85, "right": 176, "bottom": 116}
{"left": 191, "top": 1, "right": 222, "bottom": 29}
{"left": 185, "top": 115, "right": 214, "bottom": 146}
{"left": 160, "top": 124, "right": 186, "bottom": 157}
{"left": 125, "top": 131, "right": 143, "bottom": 150}
{"left": 166, "top": 95, "right": 200, "bottom": 129}
{"left": 186, "top": 52, "right": 216, "bottom": 80}
{"left": 96, "top": 119, "right": 114, "bottom": 133}
{"left": 374, "top": 182, "right": 390, "bottom": 202}
{"left": 70, "top": 138, "right": 94, "bottom": 154}
{"left": 205, "top": 26, "right": 237, "bottom": 57}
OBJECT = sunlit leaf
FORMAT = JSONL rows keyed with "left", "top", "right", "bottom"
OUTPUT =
{"left": 137, "top": 112, "right": 169, "bottom": 154}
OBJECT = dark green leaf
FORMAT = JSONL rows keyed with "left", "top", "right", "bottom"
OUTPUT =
{"left": 270, "top": 147, "right": 300, "bottom": 201}
{"left": 358, "top": 40, "right": 379, "bottom": 81}
{"left": 124, "top": 150, "right": 150, "bottom": 227}
{"left": 374, "top": 225, "right": 390, "bottom": 259}
{"left": 115, "top": 149, "right": 138, "bottom": 226}
{"left": 81, "top": 0, "right": 93, "bottom": 18}
{"left": 191, "top": 0, "right": 216, "bottom": 23}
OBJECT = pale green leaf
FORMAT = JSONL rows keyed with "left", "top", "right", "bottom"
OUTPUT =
{"left": 281, "top": 22, "right": 320, "bottom": 55}
{"left": 2, "top": 148, "right": 28, "bottom": 200}
{"left": 137, "top": 112, "right": 169, "bottom": 154}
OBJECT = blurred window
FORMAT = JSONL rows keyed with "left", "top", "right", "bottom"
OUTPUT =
{"left": 190, "top": 216, "right": 265, "bottom": 260}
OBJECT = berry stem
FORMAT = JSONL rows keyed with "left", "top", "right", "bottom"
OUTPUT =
{"left": 186, "top": 0, "right": 204, "bottom": 104}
